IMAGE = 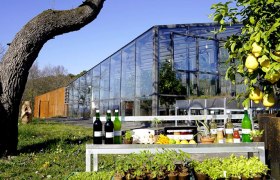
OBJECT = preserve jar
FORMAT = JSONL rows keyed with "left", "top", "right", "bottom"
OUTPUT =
{"left": 233, "top": 128, "right": 241, "bottom": 143}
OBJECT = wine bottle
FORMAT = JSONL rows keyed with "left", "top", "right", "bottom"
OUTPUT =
{"left": 104, "top": 110, "right": 114, "bottom": 144}
{"left": 93, "top": 110, "right": 102, "bottom": 144}
{"left": 113, "top": 110, "right": 122, "bottom": 144}
{"left": 241, "top": 108, "right": 252, "bottom": 142}
{"left": 209, "top": 111, "right": 217, "bottom": 143}
{"left": 225, "top": 110, "right": 234, "bottom": 143}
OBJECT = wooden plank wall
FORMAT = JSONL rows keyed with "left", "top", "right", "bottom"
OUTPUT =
{"left": 34, "top": 87, "right": 66, "bottom": 118}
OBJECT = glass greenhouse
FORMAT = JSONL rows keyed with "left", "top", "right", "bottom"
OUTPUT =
{"left": 66, "top": 23, "right": 243, "bottom": 118}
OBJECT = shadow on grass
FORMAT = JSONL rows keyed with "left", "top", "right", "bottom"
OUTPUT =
{"left": 17, "top": 136, "right": 92, "bottom": 154}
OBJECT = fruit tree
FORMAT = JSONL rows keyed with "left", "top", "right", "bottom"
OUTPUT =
{"left": 211, "top": 0, "right": 280, "bottom": 108}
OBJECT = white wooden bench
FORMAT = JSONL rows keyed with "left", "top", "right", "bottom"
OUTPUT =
{"left": 85, "top": 142, "right": 265, "bottom": 172}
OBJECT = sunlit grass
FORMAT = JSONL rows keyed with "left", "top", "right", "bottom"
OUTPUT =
{"left": 0, "top": 119, "right": 114, "bottom": 179}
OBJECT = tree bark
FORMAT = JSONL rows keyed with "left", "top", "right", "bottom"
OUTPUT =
{"left": 0, "top": 0, "right": 105, "bottom": 156}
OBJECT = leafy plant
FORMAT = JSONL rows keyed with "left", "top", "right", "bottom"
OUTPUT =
{"left": 211, "top": 0, "right": 280, "bottom": 108}
{"left": 250, "top": 129, "right": 264, "bottom": 138}
{"left": 124, "top": 130, "right": 132, "bottom": 140}
{"left": 195, "top": 120, "right": 210, "bottom": 137}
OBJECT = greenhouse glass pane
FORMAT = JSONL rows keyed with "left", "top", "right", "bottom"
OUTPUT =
{"left": 100, "top": 58, "right": 110, "bottom": 100}
{"left": 110, "top": 52, "right": 121, "bottom": 100}
{"left": 136, "top": 30, "right": 153, "bottom": 98}
{"left": 92, "top": 65, "right": 100, "bottom": 110}
{"left": 199, "top": 39, "right": 217, "bottom": 73}
{"left": 198, "top": 74, "right": 218, "bottom": 96}
{"left": 121, "top": 43, "right": 135, "bottom": 99}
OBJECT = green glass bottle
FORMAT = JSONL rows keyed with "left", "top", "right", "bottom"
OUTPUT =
{"left": 241, "top": 108, "right": 252, "bottom": 142}
{"left": 225, "top": 110, "right": 234, "bottom": 143}
{"left": 113, "top": 109, "right": 122, "bottom": 144}
{"left": 209, "top": 111, "right": 217, "bottom": 143}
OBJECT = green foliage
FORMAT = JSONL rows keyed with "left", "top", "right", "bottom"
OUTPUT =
{"left": 124, "top": 130, "right": 132, "bottom": 140}
{"left": 211, "top": 0, "right": 280, "bottom": 107}
{"left": 250, "top": 129, "right": 264, "bottom": 138}
{"left": 159, "top": 60, "right": 187, "bottom": 107}
{"left": 0, "top": 120, "right": 114, "bottom": 179}
{"left": 191, "top": 155, "right": 269, "bottom": 179}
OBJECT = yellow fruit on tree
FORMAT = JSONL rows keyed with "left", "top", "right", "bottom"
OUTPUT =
{"left": 266, "top": 73, "right": 280, "bottom": 84}
{"left": 263, "top": 93, "right": 275, "bottom": 107}
{"left": 245, "top": 54, "right": 259, "bottom": 72}
{"left": 252, "top": 42, "right": 262, "bottom": 57}
{"left": 258, "top": 55, "right": 270, "bottom": 67}
{"left": 275, "top": 51, "right": 280, "bottom": 56}
{"left": 249, "top": 87, "right": 263, "bottom": 103}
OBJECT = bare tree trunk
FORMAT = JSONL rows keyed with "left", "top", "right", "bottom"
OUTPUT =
{"left": 0, "top": 0, "right": 105, "bottom": 156}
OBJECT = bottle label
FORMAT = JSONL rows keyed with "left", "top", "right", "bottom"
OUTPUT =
{"left": 105, "top": 132, "right": 114, "bottom": 138}
{"left": 233, "top": 138, "right": 240, "bottom": 143}
{"left": 94, "top": 131, "right": 102, "bottom": 137}
{"left": 242, "top": 129, "right": 251, "bottom": 134}
{"left": 218, "top": 139, "right": 224, "bottom": 143}
{"left": 210, "top": 129, "right": 217, "bottom": 134}
{"left": 225, "top": 129, "right": 233, "bottom": 134}
{"left": 114, "top": 131, "right": 121, "bottom": 136}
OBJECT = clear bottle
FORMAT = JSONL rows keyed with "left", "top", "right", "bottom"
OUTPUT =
{"left": 104, "top": 110, "right": 114, "bottom": 144}
{"left": 217, "top": 128, "right": 224, "bottom": 143}
{"left": 113, "top": 109, "right": 122, "bottom": 144}
{"left": 209, "top": 111, "right": 217, "bottom": 143}
{"left": 225, "top": 110, "right": 234, "bottom": 143}
{"left": 242, "top": 108, "right": 252, "bottom": 142}
{"left": 93, "top": 110, "right": 102, "bottom": 144}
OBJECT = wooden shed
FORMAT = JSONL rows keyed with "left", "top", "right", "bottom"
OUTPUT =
{"left": 34, "top": 87, "right": 67, "bottom": 118}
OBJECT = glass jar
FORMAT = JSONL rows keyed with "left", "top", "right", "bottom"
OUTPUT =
{"left": 217, "top": 128, "right": 224, "bottom": 143}
{"left": 233, "top": 128, "right": 241, "bottom": 143}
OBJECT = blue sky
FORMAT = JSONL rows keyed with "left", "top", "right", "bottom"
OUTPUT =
{"left": 0, "top": 0, "right": 227, "bottom": 75}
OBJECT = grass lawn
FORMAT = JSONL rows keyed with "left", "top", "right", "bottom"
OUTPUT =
{"left": 0, "top": 119, "right": 115, "bottom": 179}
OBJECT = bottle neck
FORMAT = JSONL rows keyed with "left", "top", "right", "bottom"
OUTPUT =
{"left": 96, "top": 112, "right": 100, "bottom": 120}
{"left": 114, "top": 112, "right": 119, "bottom": 118}
{"left": 106, "top": 113, "right": 111, "bottom": 121}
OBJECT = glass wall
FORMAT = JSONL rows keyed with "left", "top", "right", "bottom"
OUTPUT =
{"left": 66, "top": 23, "right": 242, "bottom": 118}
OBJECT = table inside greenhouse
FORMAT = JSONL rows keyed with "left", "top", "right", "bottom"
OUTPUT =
{"left": 85, "top": 142, "right": 265, "bottom": 172}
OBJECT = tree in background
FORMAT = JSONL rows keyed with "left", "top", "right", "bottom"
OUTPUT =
{"left": 0, "top": 0, "right": 105, "bottom": 156}
{"left": 159, "top": 60, "right": 186, "bottom": 115}
{"left": 211, "top": 0, "right": 280, "bottom": 108}
{"left": 22, "top": 62, "right": 73, "bottom": 108}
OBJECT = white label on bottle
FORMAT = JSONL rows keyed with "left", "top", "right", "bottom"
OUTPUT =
{"left": 218, "top": 139, "right": 224, "bottom": 143}
{"left": 210, "top": 129, "right": 217, "bottom": 134}
{"left": 105, "top": 132, "right": 114, "bottom": 138}
{"left": 225, "top": 129, "right": 233, "bottom": 134}
{"left": 114, "top": 131, "right": 121, "bottom": 136}
{"left": 242, "top": 129, "right": 251, "bottom": 134}
{"left": 181, "top": 135, "right": 194, "bottom": 140}
{"left": 233, "top": 138, "right": 240, "bottom": 143}
{"left": 94, "top": 131, "right": 102, "bottom": 137}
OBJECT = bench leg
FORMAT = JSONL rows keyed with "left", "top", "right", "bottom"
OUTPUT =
{"left": 93, "top": 154, "right": 98, "bottom": 172}
{"left": 86, "top": 153, "right": 91, "bottom": 172}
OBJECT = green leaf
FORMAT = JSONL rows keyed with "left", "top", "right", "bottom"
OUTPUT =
{"left": 249, "top": 16, "right": 255, "bottom": 24}
{"left": 231, "top": 42, "right": 236, "bottom": 52}
{"left": 270, "top": 51, "right": 280, "bottom": 62}
{"left": 213, "top": 14, "right": 222, "bottom": 22}
{"left": 255, "top": 32, "right": 261, "bottom": 42}
{"left": 267, "top": 0, "right": 274, "bottom": 4}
